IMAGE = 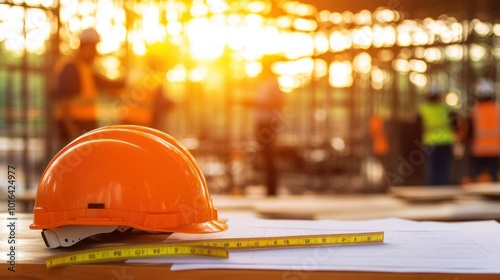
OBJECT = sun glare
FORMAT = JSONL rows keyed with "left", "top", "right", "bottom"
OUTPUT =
{"left": 0, "top": 0, "right": 494, "bottom": 92}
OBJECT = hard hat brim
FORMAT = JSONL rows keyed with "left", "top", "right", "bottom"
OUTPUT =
{"left": 173, "top": 219, "right": 229, "bottom": 233}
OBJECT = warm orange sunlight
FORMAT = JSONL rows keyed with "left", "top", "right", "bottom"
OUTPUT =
{"left": 0, "top": 0, "right": 495, "bottom": 91}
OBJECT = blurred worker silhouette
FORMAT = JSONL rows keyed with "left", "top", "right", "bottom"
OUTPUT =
{"left": 369, "top": 114, "right": 390, "bottom": 190}
{"left": 120, "top": 43, "right": 175, "bottom": 129}
{"left": 465, "top": 78, "right": 500, "bottom": 182}
{"left": 417, "top": 85, "right": 457, "bottom": 186}
{"left": 54, "top": 27, "right": 125, "bottom": 148}
{"left": 241, "top": 57, "right": 285, "bottom": 196}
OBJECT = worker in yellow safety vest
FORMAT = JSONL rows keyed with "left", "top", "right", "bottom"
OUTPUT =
{"left": 417, "top": 85, "right": 457, "bottom": 186}
{"left": 54, "top": 28, "right": 124, "bottom": 148}
{"left": 120, "top": 43, "right": 174, "bottom": 129}
{"left": 465, "top": 78, "right": 500, "bottom": 182}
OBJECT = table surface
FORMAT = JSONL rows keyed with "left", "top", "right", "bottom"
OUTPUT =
{"left": 212, "top": 189, "right": 500, "bottom": 222}
{"left": 2, "top": 192, "right": 500, "bottom": 280}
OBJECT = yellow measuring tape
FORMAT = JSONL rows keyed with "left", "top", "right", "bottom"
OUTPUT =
{"left": 46, "top": 231, "right": 384, "bottom": 269}
{"left": 182, "top": 231, "right": 384, "bottom": 249}
{"left": 46, "top": 244, "right": 228, "bottom": 269}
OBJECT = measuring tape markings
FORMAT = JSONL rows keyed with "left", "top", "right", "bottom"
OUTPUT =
{"left": 180, "top": 231, "right": 385, "bottom": 249}
{"left": 46, "top": 231, "right": 384, "bottom": 269}
{"left": 46, "top": 244, "right": 228, "bottom": 269}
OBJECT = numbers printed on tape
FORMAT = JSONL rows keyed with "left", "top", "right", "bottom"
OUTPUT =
{"left": 46, "top": 231, "right": 384, "bottom": 269}
{"left": 186, "top": 231, "right": 384, "bottom": 249}
{"left": 46, "top": 245, "right": 229, "bottom": 269}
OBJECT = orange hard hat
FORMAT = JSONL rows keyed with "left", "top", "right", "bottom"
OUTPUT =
{"left": 30, "top": 125, "right": 227, "bottom": 247}
{"left": 79, "top": 27, "right": 101, "bottom": 44}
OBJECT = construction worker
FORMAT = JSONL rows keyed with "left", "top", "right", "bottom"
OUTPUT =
{"left": 417, "top": 85, "right": 457, "bottom": 186}
{"left": 120, "top": 43, "right": 174, "bottom": 129}
{"left": 54, "top": 27, "right": 124, "bottom": 148}
{"left": 369, "top": 114, "right": 389, "bottom": 158}
{"left": 465, "top": 78, "right": 500, "bottom": 182}
{"left": 369, "top": 114, "right": 390, "bottom": 190}
{"left": 240, "top": 57, "right": 286, "bottom": 196}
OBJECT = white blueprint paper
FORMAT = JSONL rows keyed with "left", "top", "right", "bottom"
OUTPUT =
{"left": 127, "top": 218, "right": 500, "bottom": 273}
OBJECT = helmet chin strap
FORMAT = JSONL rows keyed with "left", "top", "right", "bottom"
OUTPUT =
{"left": 41, "top": 226, "right": 131, "bottom": 248}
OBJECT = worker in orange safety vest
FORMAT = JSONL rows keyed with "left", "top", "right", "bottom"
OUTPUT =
{"left": 465, "top": 78, "right": 500, "bottom": 182}
{"left": 369, "top": 114, "right": 389, "bottom": 157}
{"left": 54, "top": 28, "right": 125, "bottom": 148}
{"left": 369, "top": 114, "right": 390, "bottom": 190}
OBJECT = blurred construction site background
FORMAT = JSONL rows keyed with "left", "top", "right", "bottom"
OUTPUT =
{"left": 1, "top": 0, "right": 499, "bottom": 197}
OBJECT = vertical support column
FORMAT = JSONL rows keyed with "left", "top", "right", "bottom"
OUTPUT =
{"left": 21, "top": 7, "right": 30, "bottom": 192}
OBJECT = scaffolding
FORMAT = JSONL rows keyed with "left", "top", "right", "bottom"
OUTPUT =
{"left": 0, "top": 0, "right": 499, "bottom": 196}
